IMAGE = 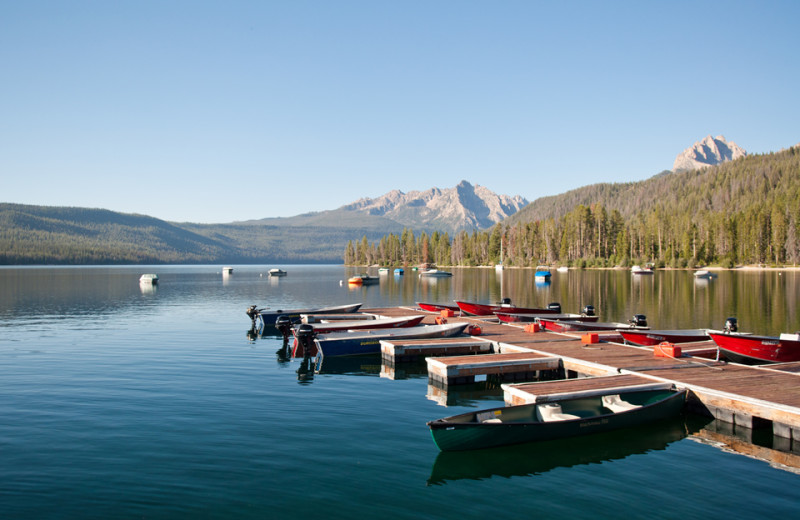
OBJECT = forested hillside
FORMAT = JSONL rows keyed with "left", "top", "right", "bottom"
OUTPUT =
{"left": 346, "top": 146, "right": 800, "bottom": 268}
{"left": 0, "top": 204, "right": 400, "bottom": 264}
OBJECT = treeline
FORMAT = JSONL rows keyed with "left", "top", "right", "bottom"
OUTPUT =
{"left": 345, "top": 146, "right": 800, "bottom": 268}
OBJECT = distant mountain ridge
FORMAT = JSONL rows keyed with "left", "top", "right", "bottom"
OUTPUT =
{"left": 339, "top": 180, "right": 528, "bottom": 232}
{"left": 673, "top": 135, "right": 747, "bottom": 172}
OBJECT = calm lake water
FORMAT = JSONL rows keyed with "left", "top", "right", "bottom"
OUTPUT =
{"left": 1, "top": 265, "right": 799, "bottom": 519}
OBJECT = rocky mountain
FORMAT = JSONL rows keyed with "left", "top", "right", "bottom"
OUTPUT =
{"left": 339, "top": 180, "right": 528, "bottom": 233}
{"left": 673, "top": 135, "right": 747, "bottom": 172}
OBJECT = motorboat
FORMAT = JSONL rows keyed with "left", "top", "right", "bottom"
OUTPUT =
{"left": 708, "top": 318, "right": 800, "bottom": 364}
{"left": 419, "top": 269, "right": 453, "bottom": 278}
{"left": 268, "top": 268, "right": 287, "bottom": 277}
{"left": 631, "top": 265, "right": 654, "bottom": 275}
{"left": 619, "top": 329, "right": 710, "bottom": 346}
{"left": 304, "top": 322, "right": 470, "bottom": 357}
{"left": 539, "top": 315, "right": 649, "bottom": 333}
{"left": 455, "top": 299, "right": 562, "bottom": 316}
{"left": 534, "top": 265, "right": 552, "bottom": 281}
{"left": 139, "top": 273, "right": 158, "bottom": 285}
{"left": 348, "top": 274, "right": 380, "bottom": 285}
{"left": 246, "top": 302, "right": 362, "bottom": 327}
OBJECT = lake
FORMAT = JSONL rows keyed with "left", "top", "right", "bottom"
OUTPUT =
{"left": 1, "top": 265, "right": 799, "bottom": 519}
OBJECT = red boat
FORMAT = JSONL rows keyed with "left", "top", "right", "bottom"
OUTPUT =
{"left": 708, "top": 331, "right": 800, "bottom": 364}
{"left": 455, "top": 299, "right": 562, "bottom": 316}
{"left": 619, "top": 329, "right": 710, "bottom": 346}
{"left": 417, "top": 302, "right": 460, "bottom": 313}
{"left": 495, "top": 312, "right": 600, "bottom": 324}
{"left": 539, "top": 315, "right": 649, "bottom": 333}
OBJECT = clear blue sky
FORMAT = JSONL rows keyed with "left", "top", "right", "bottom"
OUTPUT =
{"left": 2, "top": 1, "right": 798, "bottom": 223}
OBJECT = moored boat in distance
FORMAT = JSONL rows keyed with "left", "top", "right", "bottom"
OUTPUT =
{"left": 427, "top": 385, "right": 687, "bottom": 451}
{"left": 268, "top": 268, "right": 287, "bottom": 277}
{"left": 539, "top": 315, "right": 649, "bottom": 333}
{"left": 619, "top": 328, "right": 710, "bottom": 346}
{"left": 310, "top": 322, "right": 470, "bottom": 357}
{"left": 348, "top": 274, "right": 380, "bottom": 285}
{"left": 534, "top": 265, "right": 552, "bottom": 282}
{"left": 139, "top": 273, "right": 158, "bottom": 285}
{"left": 693, "top": 269, "right": 716, "bottom": 279}
{"left": 394, "top": 268, "right": 404, "bottom": 275}
{"left": 419, "top": 269, "right": 453, "bottom": 278}
{"left": 631, "top": 264, "right": 654, "bottom": 275}
{"left": 455, "top": 299, "right": 562, "bottom": 316}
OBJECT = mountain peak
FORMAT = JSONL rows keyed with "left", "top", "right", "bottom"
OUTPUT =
{"left": 338, "top": 181, "right": 528, "bottom": 233}
{"left": 673, "top": 135, "right": 746, "bottom": 172}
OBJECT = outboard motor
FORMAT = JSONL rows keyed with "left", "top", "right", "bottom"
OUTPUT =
{"left": 275, "top": 315, "right": 293, "bottom": 346}
{"left": 548, "top": 302, "right": 562, "bottom": 314}
{"left": 500, "top": 297, "right": 512, "bottom": 306}
{"left": 294, "top": 324, "right": 317, "bottom": 359}
{"left": 724, "top": 317, "right": 738, "bottom": 333}
{"left": 630, "top": 314, "right": 648, "bottom": 327}
{"left": 246, "top": 305, "right": 261, "bottom": 326}
{"left": 582, "top": 305, "right": 596, "bottom": 317}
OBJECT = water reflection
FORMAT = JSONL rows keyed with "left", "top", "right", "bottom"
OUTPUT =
{"left": 427, "top": 414, "right": 712, "bottom": 485}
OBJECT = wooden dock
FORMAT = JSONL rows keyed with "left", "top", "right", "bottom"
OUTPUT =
{"left": 365, "top": 306, "right": 800, "bottom": 445}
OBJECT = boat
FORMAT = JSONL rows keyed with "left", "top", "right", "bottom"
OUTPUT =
{"left": 268, "top": 268, "right": 287, "bottom": 277}
{"left": 378, "top": 268, "right": 390, "bottom": 275}
{"left": 348, "top": 274, "right": 380, "bottom": 285}
{"left": 417, "top": 302, "right": 461, "bottom": 313}
{"left": 534, "top": 265, "right": 552, "bottom": 281}
{"left": 247, "top": 302, "right": 363, "bottom": 327}
{"left": 693, "top": 269, "right": 716, "bottom": 279}
{"left": 495, "top": 312, "right": 599, "bottom": 324}
{"left": 222, "top": 266, "right": 234, "bottom": 275}
{"left": 556, "top": 266, "right": 569, "bottom": 273}
{"left": 419, "top": 269, "right": 453, "bottom": 278}
{"left": 427, "top": 385, "right": 687, "bottom": 451}
{"left": 394, "top": 268, "right": 404, "bottom": 275}
{"left": 300, "top": 313, "right": 377, "bottom": 324}
{"left": 619, "top": 328, "right": 710, "bottom": 346}
{"left": 455, "top": 299, "right": 562, "bottom": 316}
{"left": 139, "top": 273, "right": 158, "bottom": 285}
{"left": 708, "top": 329, "right": 800, "bottom": 364}
{"left": 294, "top": 314, "right": 425, "bottom": 335}
{"left": 308, "top": 322, "right": 470, "bottom": 357}
{"left": 427, "top": 414, "right": 707, "bottom": 483}
{"left": 631, "top": 264, "right": 654, "bottom": 275}
{"left": 538, "top": 315, "right": 649, "bottom": 333}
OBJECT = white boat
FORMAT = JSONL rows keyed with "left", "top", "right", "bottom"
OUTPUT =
{"left": 268, "top": 268, "right": 287, "bottom": 277}
{"left": 557, "top": 266, "right": 569, "bottom": 273}
{"left": 222, "top": 266, "right": 234, "bottom": 275}
{"left": 631, "top": 265, "right": 654, "bottom": 275}
{"left": 139, "top": 273, "right": 158, "bottom": 285}
{"left": 693, "top": 269, "right": 715, "bottom": 279}
{"left": 419, "top": 269, "right": 453, "bottom": 278}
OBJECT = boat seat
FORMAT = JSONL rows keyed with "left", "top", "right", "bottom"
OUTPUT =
{"left": 476, "top": 411, "right": 502, "bottom": 423}
{"left": 602, "top": 394, "right": 640, "bottom": 413}
{"left": 536, "top": 403, "right": 580, "bottom": 422}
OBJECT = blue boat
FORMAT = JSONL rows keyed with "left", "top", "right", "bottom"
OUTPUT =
{"left": 394, "top": 268, "right": 404, "bottom": 275}
{"left": 534, "top": 265, "right": 552, "bottom": 282}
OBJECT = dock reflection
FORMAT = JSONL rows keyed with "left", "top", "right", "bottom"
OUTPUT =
{"left": 427, "top": 414, "right": 711, "bottom": 485}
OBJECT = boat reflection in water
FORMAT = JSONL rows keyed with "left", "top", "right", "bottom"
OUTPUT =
{"left": 427, "top": 414, "right": 711, "bottom": 485}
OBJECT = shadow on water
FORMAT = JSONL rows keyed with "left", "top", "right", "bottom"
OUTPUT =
{"left": 427, "top": 413, "right": 713, "bottom": 485}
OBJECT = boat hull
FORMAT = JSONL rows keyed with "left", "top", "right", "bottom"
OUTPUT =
{"left": 455, "top": 301, "right": 561, "bottom": 317}
{"left": 539, "top": 319, "right": 648, "bottom": 333}
{"left": 709, "top": 332, "right": 800, "bottom": 364}
{"left": 417, "top": 302, "right": 460, "bottom": 313}
{"left": 257, "top": 303, "right": 362, "bottom": 326}
{"left": 619, "top": 329, "right": 710, "bottom": 346}
{"left": 495, "top": 312, "right": 598, "bottom": 324}
{"left": 300, "top": 315, "right": 425, "bottom": 335}
{"left": 428, "top": 388, "right": 686, "bottom": 451}
{"left": 315, "top": 323, "right": 470, "bottom": 357}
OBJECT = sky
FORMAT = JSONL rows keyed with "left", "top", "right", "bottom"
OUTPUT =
{"left": 1, "top": 1, "right": 798, "bottom": 223}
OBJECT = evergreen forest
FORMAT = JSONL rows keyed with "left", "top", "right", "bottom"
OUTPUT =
{"left": 344, "top": 146, "right": 800, "bottom": 268}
